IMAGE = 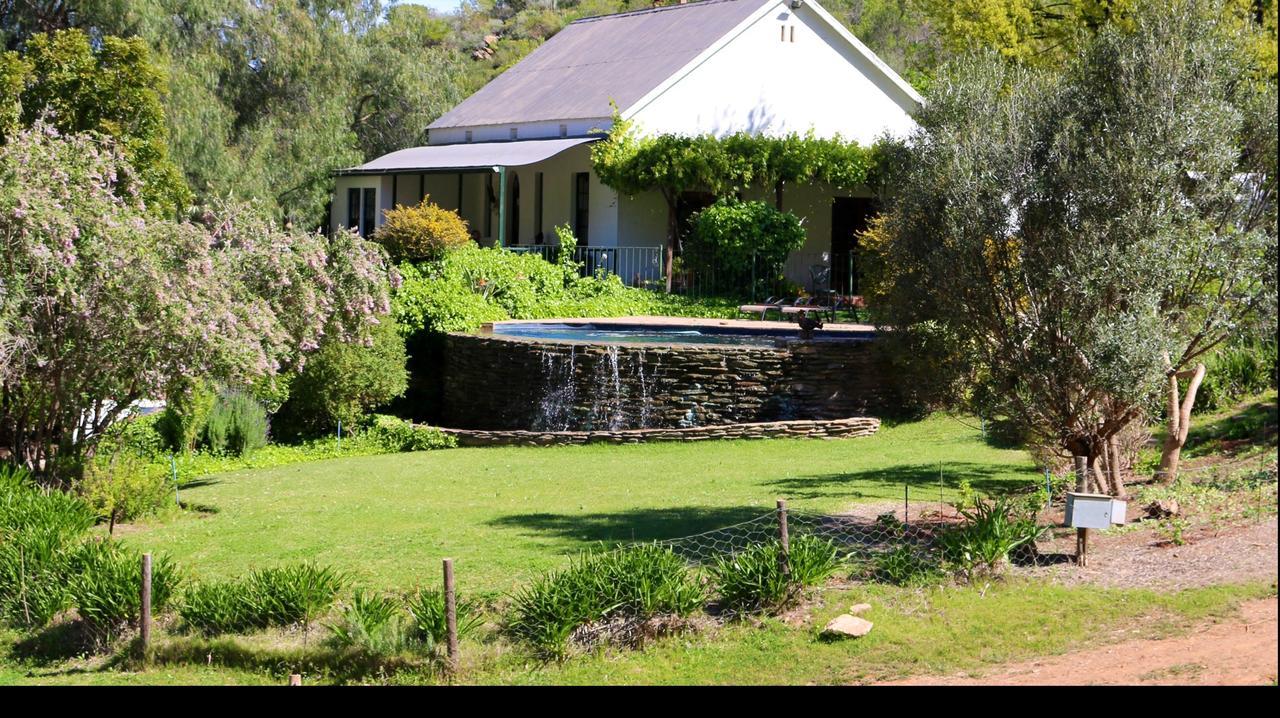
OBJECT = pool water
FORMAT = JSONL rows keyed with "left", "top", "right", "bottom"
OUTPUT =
{"left": 489, "top": 322, "right": 871, "bottom": 347}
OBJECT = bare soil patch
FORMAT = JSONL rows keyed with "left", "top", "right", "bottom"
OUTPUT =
{"left": 885, "top": 597, "right": 1277, "bottom": 685}
{"left": 1018, "top": 516, "right": 1277, "bottom": 591}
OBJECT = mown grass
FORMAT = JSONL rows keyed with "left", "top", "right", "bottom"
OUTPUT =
{"left": 116, "top": 414, "right": 1036, "bottom": 595}
{"left": 7, "top": 580, "right": 1269, "bottom": 685}
{"left": 466, "top": 580, "right": 1277, "bottom": 686}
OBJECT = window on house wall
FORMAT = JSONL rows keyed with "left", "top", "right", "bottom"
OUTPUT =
{"left": 559, "top": 124, "right": 568, "bottom": 138}
{"left": 510, "top": 173, "right": 521, "bottom": 245}
{"left": 484, "top": 174, "right": 493, "bottom": 239}
{"left": 573, "top": 172, "right": 590, "bottom": 246}
{"left": 361, "top": 187, "right": 376, "bottom": 238}
{"left": 465, "top": 130, "right": 473, "bottom": 143}
{"left": 347, "top": 188, "right": 360, "bottom": 230}
{"left": 510, "top": 127, "right": 518, "bottom": 140}
{"left": 534, "top": 172, "right": 544, "bottom": 244}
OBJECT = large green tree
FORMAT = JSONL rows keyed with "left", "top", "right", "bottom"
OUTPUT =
{"left": 867, "top": 0, "right": 1276, "bottom": 490}
{"left": 1, "top": 29, "right": 190, "bottom": 217}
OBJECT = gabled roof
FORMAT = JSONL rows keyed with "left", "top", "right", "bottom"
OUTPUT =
{"left": 428, "top": 0, "right": 770, "bottom": 130}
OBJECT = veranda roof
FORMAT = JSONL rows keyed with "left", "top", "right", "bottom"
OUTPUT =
{"left": 336, "top": 137, "right": 598, "bottom": 175}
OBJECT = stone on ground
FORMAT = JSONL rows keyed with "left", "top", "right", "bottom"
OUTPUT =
{"left": 849, "top": 603, "right": 872, "bottom": 615}
{"left": 823, "top": 614, "right": 873, "bottom": 638}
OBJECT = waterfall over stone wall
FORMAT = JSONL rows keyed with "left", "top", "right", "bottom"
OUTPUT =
{"left": 441, "top": 332, "right": 896, "bottom": 431}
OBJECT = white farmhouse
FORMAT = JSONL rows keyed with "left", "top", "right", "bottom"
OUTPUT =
{"left": 331, "top": 0, "right": 921, "bottom": 293}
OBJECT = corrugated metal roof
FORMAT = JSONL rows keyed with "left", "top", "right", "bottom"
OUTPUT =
{"left": 428, "top": 0, "right": 769, "bottom": 130}
{"left": 337, "top": 137, "right": 598, "bottom": 174}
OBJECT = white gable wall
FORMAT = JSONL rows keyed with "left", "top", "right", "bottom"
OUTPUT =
{"left": 625, "top": 1, "right": 916, "bottom": 143}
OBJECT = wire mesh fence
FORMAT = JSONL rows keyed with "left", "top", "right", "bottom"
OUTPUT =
{"left": 624, "top": 452, "right": 1279, "bottom": 588}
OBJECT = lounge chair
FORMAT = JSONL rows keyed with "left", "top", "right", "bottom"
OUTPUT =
{"left": 781, "top": 296, "right": 833, "bottom": 321}
{"left": 737, "top": 296, "right": 789, "bottom": 320}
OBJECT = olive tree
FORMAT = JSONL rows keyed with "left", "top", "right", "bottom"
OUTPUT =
{"left": 0, "top": 124, "right": 396, "bottom": 483}
{"left": 868, "top": 0, "right": 1276, "bottom": 491}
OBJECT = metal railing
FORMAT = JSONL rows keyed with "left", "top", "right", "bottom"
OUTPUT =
{"left": 507, "top": 245, "right": 664, "bottom": 288}
{"left": 505, "top": 245, "right": 859, "bottom": 301}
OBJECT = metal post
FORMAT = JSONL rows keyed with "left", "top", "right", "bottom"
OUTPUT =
{"left": 1073, "top": 456, "right": 1089, "bottom": 567}
{"left": 171, "top": 454, "right": 180, "bottom": 506}
{"left": 336, "top": 418, "right": 342, "bottom": 451}
{"left": 904, "top": 485, "right": 910, "bottom": 526}
{"left": 496, "top": 165, "right": 508, "bottom": 248}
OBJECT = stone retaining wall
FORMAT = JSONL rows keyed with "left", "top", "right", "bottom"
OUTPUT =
{"left": 440, "top": 416, "right": 881, "bottom": 447}
{"left": 441, "top": 331, "right": 897, "bottom": 431}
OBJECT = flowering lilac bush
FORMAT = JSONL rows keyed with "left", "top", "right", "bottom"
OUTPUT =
{"left": 0, "top": 124, "right": 397, "bottom": 482}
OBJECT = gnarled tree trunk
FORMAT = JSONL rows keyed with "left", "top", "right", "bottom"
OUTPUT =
{"left": 1157, "top": 362, "right": 1206, "bottom": 484}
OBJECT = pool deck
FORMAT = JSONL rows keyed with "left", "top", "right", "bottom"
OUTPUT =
{"left": 495, "top": 315, "right": 876, "bottom": 335}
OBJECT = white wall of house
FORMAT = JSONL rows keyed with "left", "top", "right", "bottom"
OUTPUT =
{"left": 625, "top": 2, "right": 916, "bottom": 143}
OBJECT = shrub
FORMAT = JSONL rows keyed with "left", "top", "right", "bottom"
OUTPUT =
{"left": 375, "top": 199, "right": 473, "bottom": 262}
{"left": 938, "top": 496, "right": 1044, "bottom": 580}
{"left": 155, "top": 380, "right": 217, "bottom": 454}
{"left": 711, "top": 535, "right": 840, "bottom": 614}
{"left": 246, "top": 563, "right": 348, "bottom": 628}
{"left": 178, "top": 562, "right": 348, "bottom": 635}
{"left": 272, "top": 318, "right": 409, "bottom": 440}
{"left": 179, "top": 580, "right": 259, "bottom": 636}
{"left": 1197, "top": 338, "right": 1278, "bottom": 411}
{"left": 367, "top": 415, "right": 457, "bottom": 452}
{"left": 507, "top": 544, "right": 705, "bottom": 658}
{"left": 406, "top": 588, "right": 484, "bottom": 648}
{"left": 68, "top": 541, "right": 178, "bottom": 644}
{"left": 392, "top": 246, "right": 739, "bottom": 336}
{"left": 0, "top": 465, "right": 97, "bottom": 628}
{"left": 202, "top": 391, "right": 269, "bottom": 456}
{"left": 686, "top": 199, "right": 806, "bottom": 284}
{"left": 77, "top": 450, "right": 172, "bottom": 527}
{"left": 326, "top": 591, "right": 411, "bottom": 655}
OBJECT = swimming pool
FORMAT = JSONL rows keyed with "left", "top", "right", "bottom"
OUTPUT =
{"left": 488, "top": 321, "right": 873, "bottom": 347}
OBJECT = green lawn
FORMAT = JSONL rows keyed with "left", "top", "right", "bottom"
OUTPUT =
{"left": 120, "top": 414, "right": 1036, "bottom": 595}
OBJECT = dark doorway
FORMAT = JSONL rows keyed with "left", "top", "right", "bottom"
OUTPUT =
{"left": 675, "top": 191, "right": 716, "bottom": 255}
{"left": 509, "top": 174, "right": 520, "bottom": 245}
{"left": 831, "top": 197, "right": 875, "bottom": 295}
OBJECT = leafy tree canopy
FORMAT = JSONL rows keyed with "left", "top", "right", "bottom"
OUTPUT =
{"left": 1, "top": 29, "right": 190, "bottom": 217}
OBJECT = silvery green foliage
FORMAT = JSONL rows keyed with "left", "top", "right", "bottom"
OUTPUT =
{"left": 0, "top": 124, "right": 397, "bottom": 481}
{"left": 872, "top": 0, "right": 1276, "bottom": 457}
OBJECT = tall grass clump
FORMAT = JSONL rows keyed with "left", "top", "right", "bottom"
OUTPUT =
{"left": 67, "top": 541, "right": 178, "bottom": 644}
{"left": 325, "top": 591, "right": 410, "bottom": 655}
{"left": 711, "top": 535, "right": 840, "bottom": 614}
{"left": 178, "top": 563, "right": 348, "bottom": 635}
{"left": 0, "top": 465, "right": 97, "bottom": 628}
{"left": 406, "top": 588, "right": 484, "bottom": 648}
{"left": 507, "top": 544, "right": 706, "bottom": 659}
{"left": 938, "top": 496, "right": 1044, "bottom": 581}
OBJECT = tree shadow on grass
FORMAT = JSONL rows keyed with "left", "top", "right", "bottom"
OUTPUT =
{"left": 486, "top": 505, "right": 772, "bottom": 550}
{"left": 765, "top": 462, "right": 1031, "bottom": 501}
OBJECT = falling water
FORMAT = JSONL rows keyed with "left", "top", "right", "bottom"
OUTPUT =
{"left": 534, "top": 344, "right": 661, "bottom": 431}
{"left": 588, "top": 345, "right": 626, "bottom": 430}
{"left": 534, "top": 346, "right": 577, "bottom": 431}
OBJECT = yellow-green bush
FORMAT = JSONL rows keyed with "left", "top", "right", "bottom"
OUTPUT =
{"left": 374, "top": 198, "right": 473, "bottom": 262}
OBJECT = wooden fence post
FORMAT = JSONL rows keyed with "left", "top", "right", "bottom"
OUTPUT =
{"left": 442, "top": 558, "right": 459, "bottom": 675}
{"left": 776, "top": 499, "right": 790, "bottom": 580}
{"left": 140, "top": 553, "right": 152, "bottom": 656}
{"left": 1073, "top": 456, "right": 1089, "bottom": 567}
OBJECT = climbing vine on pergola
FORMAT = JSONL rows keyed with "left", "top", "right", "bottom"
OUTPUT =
{"left": 590, "top": 114, "right": 881, "bottom": 291}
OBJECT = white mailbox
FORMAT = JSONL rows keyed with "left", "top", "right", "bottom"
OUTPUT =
{"left": 1065, "top": 492, "right": 1127, "bottom": 529}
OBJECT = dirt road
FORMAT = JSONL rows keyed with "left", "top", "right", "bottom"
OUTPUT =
{"left": 887, "top": 598, "right": 1278, "bottom": 685}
